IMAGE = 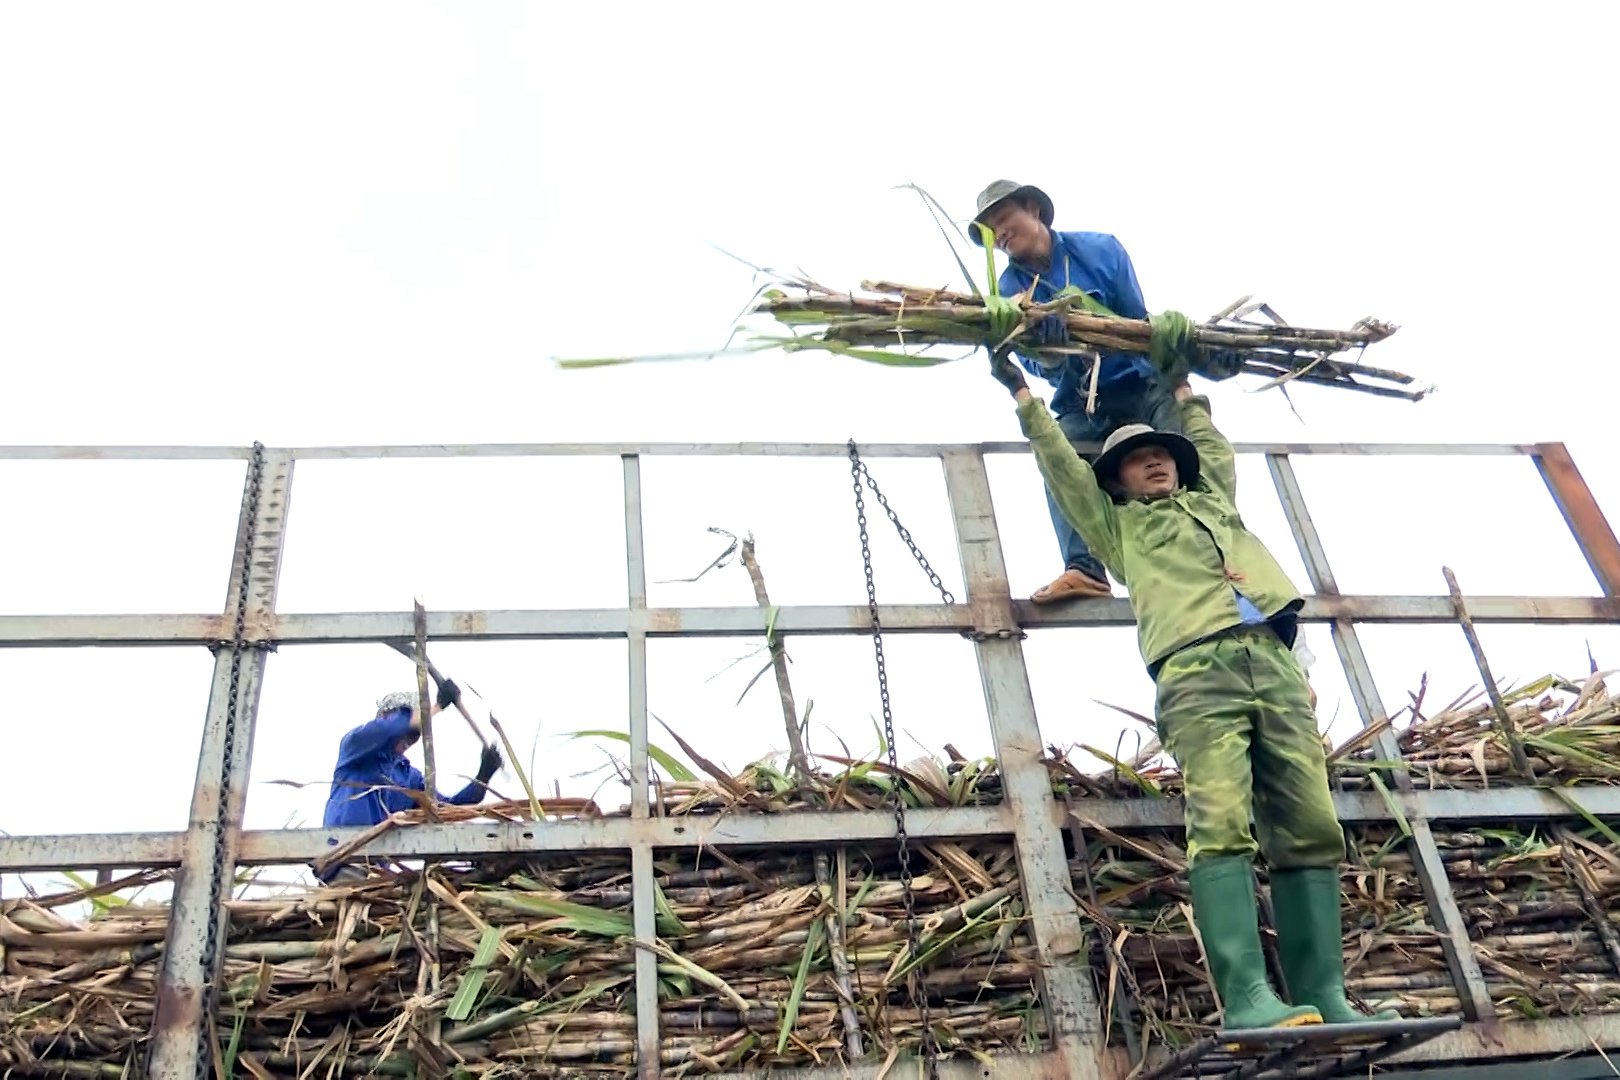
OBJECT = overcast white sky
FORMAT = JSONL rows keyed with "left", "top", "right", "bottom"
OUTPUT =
{"left": 3, "top": 3, "right": 1618, "bottom": 890}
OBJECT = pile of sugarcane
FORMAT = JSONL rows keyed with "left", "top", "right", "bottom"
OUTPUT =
{"left": 5, "top": 669, "right": 1615, "bottom": 1074}
{"left": 0, "top": 840, "right": 1038, "bottom": 1076}
{"left": 755, "top": 278, "right": 1424, "bottom": 401}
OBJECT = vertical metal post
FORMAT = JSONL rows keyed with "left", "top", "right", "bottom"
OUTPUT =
{"left": 941, "top": 450, "right": 1102, "bottom": 1080}
{"left": 624, "top": 454, "right": 661, "bottom": 1080}
{"left": 148, "top": 450, "right": 294, "bottom": 1078}
{"left": 1267, "top": 453, "right": 1494, "bottom": 1021}
{"left": 1533, "top": 443, "right": 1620, "bottom": 596}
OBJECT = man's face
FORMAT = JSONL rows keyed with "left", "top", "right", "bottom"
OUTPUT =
{"left": 981, "top": 199, "right": 1050, "bottom": 262}
{"left": 1117, "top": 445, "right": 1179, "bottom": 499}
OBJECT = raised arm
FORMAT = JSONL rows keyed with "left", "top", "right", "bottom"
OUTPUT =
{"left": 995, "top": 370, "right": 1122, "bottom": 573}
{"left": 1173, "top": 381, "right": 1238, "bottom": 503}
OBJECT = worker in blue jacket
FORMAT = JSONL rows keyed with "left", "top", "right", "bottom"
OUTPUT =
{"left": 971, "top": 179, "right": 1183, "bottom": 605}
{"left": 322, "top": 682, "right": 502, "bottom": 832}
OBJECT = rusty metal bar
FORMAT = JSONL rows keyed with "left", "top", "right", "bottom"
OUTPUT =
{"left": 5, "top": 785, "right": 1617, "bottom": 872}
{"left": 1267, "top": 452, "right": 1495, "bottom": 1022}
{"left": 146, "top": 451, "right": 293, "bottom": 1079}
{"left": 0, "top": 440, "right": 1539, "bottom": 461}
{"left": 1534, "top": 442, "right": 1620, "bottom": 595}
{"left": 942, "top": 448, "right": 1101, "bottom": 1079}
{"left": 5, "top": 593, "right": 1616, "bottom": 649}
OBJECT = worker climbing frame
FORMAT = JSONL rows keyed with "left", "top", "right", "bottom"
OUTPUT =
{"left": 1, "top": 433, "right": 1618, "bottom": 1080}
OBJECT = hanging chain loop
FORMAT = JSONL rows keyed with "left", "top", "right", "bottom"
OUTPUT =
{"left": 848, "top": 439, "right": 941, "bottom": 1078}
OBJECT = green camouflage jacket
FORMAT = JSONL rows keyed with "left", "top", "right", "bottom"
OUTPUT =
{"left": 1017, "top": 392, "right": 1304, "bottom": 673}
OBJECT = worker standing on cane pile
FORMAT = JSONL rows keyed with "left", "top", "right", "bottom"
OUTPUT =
{"left": 984, "top": 321, "right": 1398, "bottom": 1030}
{"left": 970, "top": 179, "right": 1184, "bottom": 605}
{"left": 318, "top": 682, "right": 502, "bottom": 882}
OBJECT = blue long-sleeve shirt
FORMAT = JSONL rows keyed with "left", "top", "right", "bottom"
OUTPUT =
{"left": 321, "top": 707, "right": 485, "bottom": 829}
{"left": 998, "top": 229, "right": 1155, "bottom": 416}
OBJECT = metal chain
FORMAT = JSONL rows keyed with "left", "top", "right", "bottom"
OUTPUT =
{"left": 848, "top": 448, "right": 955, "bottom": 607}
{"left": 847, "top": 439, "right": 941, "bottom": 1078}
{"left": 195, "top": 441, "right": 266, "bottom": 1077}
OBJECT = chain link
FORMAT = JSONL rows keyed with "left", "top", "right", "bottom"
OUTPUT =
{"left": 195, "top": 441, "right": 266, "bottom": 1077}
{"left": 847, "top": 439, "right": 941, "bottom": 1079}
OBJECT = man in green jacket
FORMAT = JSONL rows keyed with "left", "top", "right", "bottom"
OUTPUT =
{"left": 987, "top": 326, "right": 1396, "bottom": 1031}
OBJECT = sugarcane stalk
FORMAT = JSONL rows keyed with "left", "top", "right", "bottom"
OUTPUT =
{"left": 1443, "top": 568, "right": 1533, "bottom": 778}
{"left": 736, "top": 535, "right": 864, "bottom": 1060}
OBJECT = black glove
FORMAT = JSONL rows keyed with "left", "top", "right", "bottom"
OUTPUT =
{"left": 436, "top": 678, "right": 462, "bottom": 710}
{"left": 988, "top": 346, "right": 1028, "bottom": 395}
{"left": 475, "top": 742, "right": 502, "bottom": 783}
{"left": 1197, "top": 347, "right": 1245, "bottom": 380}
{"left": 1028, "top": 314, "right": 1069, "bottom": 347}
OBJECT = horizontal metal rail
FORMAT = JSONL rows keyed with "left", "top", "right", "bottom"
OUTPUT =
{"left": 3, "top": 594, "right": 1616, "bottom": 648}
{"left": 0, "top": 440, "right": 1547, "bottom": 461}
{"left": 5, "top": 788, "right": 1615, "bottom": 873}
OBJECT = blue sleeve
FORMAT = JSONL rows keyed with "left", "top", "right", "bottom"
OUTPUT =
{"left": 1101, "top": 235, "right": 1147, "bottom": 318}
{"left": 443, "top": 778, "right": 487, "bottom": 806}
{"left": 336, "top": 709, "right": 416, "bottom": 767}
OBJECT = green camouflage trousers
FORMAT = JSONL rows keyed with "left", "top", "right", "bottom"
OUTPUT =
{"left": 1155, "top": 625, "right": 1346, "bottom": 869}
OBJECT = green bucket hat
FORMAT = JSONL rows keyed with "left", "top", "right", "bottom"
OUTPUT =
{"left": 969, "top": 180, "right": 1055, "bottom": 247}
{"left": 1093, "top": 424, "right": 1200, "bottom": 491}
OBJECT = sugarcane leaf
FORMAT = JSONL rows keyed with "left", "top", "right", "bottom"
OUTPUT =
{"left": 736, "top": 657, "right": 777, "bottom": 706}
{"left": 894, "top": 181, "right": 981, "bottom": 297}
{"left": 1367, "top": 773, "right": 1413, "bottom": 839}
{"left": 482, "top": 891, "right": 633, "bottom": 938}
{"left": 653, "top": 879, "right": 688, "bottom": 938}
{"left": 1547, "top": 787, "right": 1620, "bottom": 849}
{"left": 446, "top": 926, "right": 503, "bottom": 1021}
{"left": 770, "top": 338, "right": 954, "bottom": 367}
{"left": 566, "top": 729, "right": 697, "bottom": 782}
{"left": 776, "top": 917, "right": 826, "bottom": 1053}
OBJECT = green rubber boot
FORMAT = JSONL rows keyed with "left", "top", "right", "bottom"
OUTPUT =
{"left": 1271, "top": 867, "right": 1400, "bottom": 1023}
{"left": 1190, "top": 857, "right": 1323, "bottom": 1030}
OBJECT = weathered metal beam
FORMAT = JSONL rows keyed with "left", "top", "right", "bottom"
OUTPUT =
{"left": 147, "top": 450, "right": 293, "bottom": 1079}
{"left": 1535, "top": 442, "right": 1620, "bottom": 596}
{"left": 943, "top": 449, "right": 1102, "bottom": 1080}
{"left": 5, "top": 594, "right": 1616, "bottom": 648}
{"left": 1269, "top": 453, "right": 1495, "bottom": 1022}
{"left": 5, "top": 787, "right": 1616, "bottom": 873}
{"left": 621, "top": 455, "right": 661, "bottom": 1080}
{"left": 0, "top": 440, "right": 1539, "bottom": 462}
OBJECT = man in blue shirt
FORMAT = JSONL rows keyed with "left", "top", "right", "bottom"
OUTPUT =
{"left": 319, "top": 683, "right": 501, "bottom": 878}
{"left": 971, "top": 179, "right": 1183, "bottom": 604}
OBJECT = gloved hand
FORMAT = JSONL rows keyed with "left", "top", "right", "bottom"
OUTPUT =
{"left": 476, "top": 742, "right": 502, "bottom": 783}
{"left": 436, "top": 678, "right": 462, "bottom": 710}
{"left": 988, "top": 345, "right": 1028, "bottom": 395}
{"left": 1148, "top": 310, "right": 1197, "bottom": 382}
{"left": 1027, "top": 314, "right": 1069, "bottom": 347}
{"left": 983, "top": 294, "right": 1022, "bottom": 344}
{"left": 1198, "top": 346, "right": 1245, "bottom": 380}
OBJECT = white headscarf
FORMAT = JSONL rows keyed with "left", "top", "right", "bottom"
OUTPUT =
{"left": 376, "top": 690, "right": 420, "bottom": 715}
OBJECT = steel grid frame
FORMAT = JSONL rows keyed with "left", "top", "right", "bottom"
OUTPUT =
{"left": 2, "top": 436, "right": 1618, "bottom": 1080}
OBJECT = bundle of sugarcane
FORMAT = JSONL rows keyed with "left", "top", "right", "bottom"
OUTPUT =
{"left": 752, "top": 277, "right": 1423, "bottom": 401}
{"left": 0, "top": 838, "right": 1038, "bottom": 1076}
{"left": 1331, "top": 669, "right": 1620, "bottom": 790}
